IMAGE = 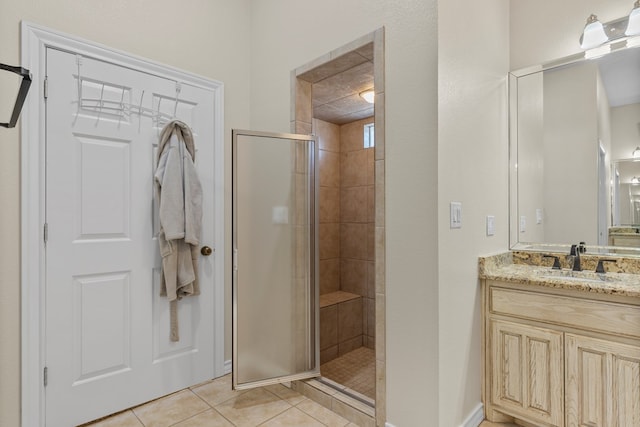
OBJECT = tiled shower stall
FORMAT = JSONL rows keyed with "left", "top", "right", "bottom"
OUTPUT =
{"left": 317, "top": 117, "right": 375, "bottom": 363}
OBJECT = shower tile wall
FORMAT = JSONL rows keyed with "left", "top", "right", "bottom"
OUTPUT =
{"left": 317, "top": 119, "right": 341, "bottom": 295}
{"left": 339, "top": 117, "right": 375, "bottom": 350}
{"left": 316, "top": 117, "right": 375, "bottom": 363}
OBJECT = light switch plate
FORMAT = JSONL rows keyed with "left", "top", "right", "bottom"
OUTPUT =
{"left": 536, "top": 208, "right": 543, "bottom": 224}
{"left": 450, "top": 202, "right": 462, "bottom": 229}
{"left": 486, "top": 215, "right": 495, "bottom": 236}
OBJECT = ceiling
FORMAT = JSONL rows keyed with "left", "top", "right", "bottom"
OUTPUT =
{"left": 298, "top": 43, "right": 374, "bottom": 125}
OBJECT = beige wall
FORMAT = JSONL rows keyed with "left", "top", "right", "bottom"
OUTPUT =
{"left": 597, "top": 71, "right": 612, "bottom": 245}
{"left": 611, "top": 103, "right": 640, "bottom": 160}
{"left": 0, "top": 2, "right": 251, "bottom": 425}
{"left": 516, "top": 72, "right": 546, "bottom": 243}
{"left": 438, "top": 0, "right": 510, "bottom": 425}
{"left": 248, "top": 1, "right": 440, "bottom": 424}
{"left": 543, "top": 63, "right": 599, "bottom": 244}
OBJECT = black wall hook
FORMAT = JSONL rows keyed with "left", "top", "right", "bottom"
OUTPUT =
{"left": 1, "top": 63, "right": 32, "bottom": 129}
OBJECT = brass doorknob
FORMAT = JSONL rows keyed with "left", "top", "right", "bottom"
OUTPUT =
{"left": 200, "top": 246, "right": 213, "bottom": 256}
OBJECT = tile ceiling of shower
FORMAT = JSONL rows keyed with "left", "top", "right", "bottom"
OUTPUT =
{"left": 299, "top": 43, "right": 374, "bottom": 125}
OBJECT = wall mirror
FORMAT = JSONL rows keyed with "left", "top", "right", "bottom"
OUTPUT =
{"left": 510, "top": 40, "right": 640, "bottom": 255}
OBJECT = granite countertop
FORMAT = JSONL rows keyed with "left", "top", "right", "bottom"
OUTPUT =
{"left": 479, "top": 251, "right": 640, "bottom": 298}
{"left": 609, "top": 227, "right": 640, "bottom": 235}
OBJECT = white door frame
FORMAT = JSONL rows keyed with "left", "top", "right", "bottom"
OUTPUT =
{"left": 20, "top": 22, "right": 225, "bottom": 427}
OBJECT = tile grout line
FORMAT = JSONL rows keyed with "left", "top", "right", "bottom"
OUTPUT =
{"left": 293, "top": 399, "right": 349, "bottom": 427}
{"left": 189, "top": 380, "right": 255, "bottom": 426}
{"left": 130, "top": 410, "right": 145, "bottom": 427}
{"left": 173, "top": 387, "right": 237, "bottom": 427}
{"left": 165, "top": 407, "right": 215, "bottom": 427}
{"left": 251, "top": 389, "right": 293, "bottom": 427}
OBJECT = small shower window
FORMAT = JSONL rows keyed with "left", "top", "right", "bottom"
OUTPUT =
{"left": 363, "top": 123, "right": 375, "bottom": 148}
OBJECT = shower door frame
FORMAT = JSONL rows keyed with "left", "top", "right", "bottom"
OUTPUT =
{"left": 231, "top": 129, "right": 320, "bottom": 390}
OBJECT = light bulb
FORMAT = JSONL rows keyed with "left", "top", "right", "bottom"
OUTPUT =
{"left": 359, "top": 90, "right": 375, "bottom": 104}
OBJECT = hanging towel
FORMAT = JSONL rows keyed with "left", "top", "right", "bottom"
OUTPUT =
{"left": 154, "top": 120, "right": 203, "bottom": 341}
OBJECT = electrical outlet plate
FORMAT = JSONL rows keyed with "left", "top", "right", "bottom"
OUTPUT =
{"left": 520, "top": 215, "right": 526, "bottom": 233}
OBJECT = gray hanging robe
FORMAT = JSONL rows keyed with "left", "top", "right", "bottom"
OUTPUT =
{"left": 154, "top": 120, "right": 202, "bottom": 341}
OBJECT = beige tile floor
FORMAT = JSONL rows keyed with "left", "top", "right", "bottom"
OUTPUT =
{"left": 83, "top": 374, "right": 359, "bottom": 427}
{"left": 82, "top": 372, "right": 518, "bottom": 427}
{"left": 320, "top": 347, "right": 375, "bottom": 400}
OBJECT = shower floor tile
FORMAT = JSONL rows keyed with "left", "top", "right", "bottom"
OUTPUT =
{"left": 320, "top": 346, "right": 375, "bottom": 400}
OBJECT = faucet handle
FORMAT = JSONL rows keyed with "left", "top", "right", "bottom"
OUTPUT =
{"left": 578, "top": 241, "right": 587, "bottom": 254}
{"left": 543, "top": 255, "right": 562, "bottom": 270}
{"left": 595, "top": 259, "right": 616, "bottom": 274}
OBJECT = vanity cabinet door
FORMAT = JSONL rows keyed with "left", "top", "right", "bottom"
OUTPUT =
{"left": 490, "top": 320, "right": 564, "bottom": 427}
{"left": 566, "top": 334, "right": 640, "bottom": 427}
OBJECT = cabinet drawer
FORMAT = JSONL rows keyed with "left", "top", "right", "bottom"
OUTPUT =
{"left": 490, "top": 287, "right": 640, "bottom": 339}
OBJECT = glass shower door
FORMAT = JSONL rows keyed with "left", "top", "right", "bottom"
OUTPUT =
{"left": 232, "top": 129, "right": 319, "bottom": 390}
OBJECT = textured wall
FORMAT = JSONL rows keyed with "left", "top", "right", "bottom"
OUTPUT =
{"left": 438, "top": 0, "right": 510, "bottom": 424}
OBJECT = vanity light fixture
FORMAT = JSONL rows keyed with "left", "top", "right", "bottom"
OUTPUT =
{"left": 359, "top": 89, "right": 375, "bottom": 104}
{"left": 626, "top": 0, "right": 640, "bottom": 36}
{"left": 633, "top": 146, "right": 640, "bottom": 158}
{"left": 580, "top": 14, "right": 608, "bottom": 49}
{"left": 580, "top": 2, "right": 640, "bottom": 49}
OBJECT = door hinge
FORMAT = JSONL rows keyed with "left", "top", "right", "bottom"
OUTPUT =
{"left": 43, "top": 77, "right": 48, "bottom": 100}
{"left": 43, "top": 366, "right": 48, "bottom": 387}
{"left": 233, "top": 248, "right": 238, "bottom": 271}
{"left": 43, "top": 223, "right": 48, "bottom": 245}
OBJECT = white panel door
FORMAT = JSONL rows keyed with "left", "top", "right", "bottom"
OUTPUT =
{"left": 45, "top": 48, "right": 217, "bottom": 427}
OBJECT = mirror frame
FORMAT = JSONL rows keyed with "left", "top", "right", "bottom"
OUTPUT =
{"left": 509, "top": 38, "right": 640, "bottom": 256}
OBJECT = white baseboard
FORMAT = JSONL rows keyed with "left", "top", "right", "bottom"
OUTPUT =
{"left": 460, "top": 403, "right": 484, "bottom": 427}
{"left": 224, "top": 359, "right": 232, "bottom": 375}
{"left": 385, "top": 403, "right": 483, "bottom": 427}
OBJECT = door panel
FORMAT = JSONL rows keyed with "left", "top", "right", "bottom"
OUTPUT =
{"left": 45, "top": 48, "right": 218, "bottom": 426}
{"left": 566, "top": 333, "right": 640, "bottom": 427}
{"left": 232, "top": 130, "right": 319, "bottom": 390}
{"left": 490, "top": 319, "right": 564, "bottom": 426}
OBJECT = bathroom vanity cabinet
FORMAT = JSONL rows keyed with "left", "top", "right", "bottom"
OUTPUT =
{"left": 482, "top": 279, "right": 640, "bottom": 427}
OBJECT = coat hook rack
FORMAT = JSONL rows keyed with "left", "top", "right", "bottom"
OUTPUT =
{"left": 1, "top": 63, "right": 32, "bottom": 129}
